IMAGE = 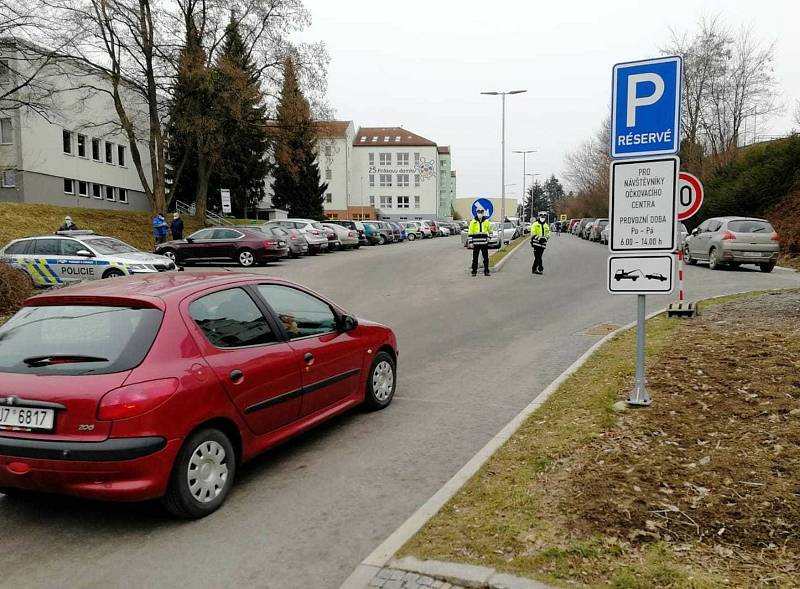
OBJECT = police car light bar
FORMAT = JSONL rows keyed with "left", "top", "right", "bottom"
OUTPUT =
{"left": 55, "top": 230, "right": 96, "bottom": 236}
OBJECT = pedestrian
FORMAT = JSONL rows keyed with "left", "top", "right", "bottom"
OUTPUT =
{"left": 555, "top": 221, "right": 562, "bottom": 236}
{"left": 468, "top": 208, "right": 492, "bottom": 277}
{"left": 57, "top": 216, "right": 78, "bottom": 232}
{"left": 170, "top": 211, "right": 184, "bottom": 240}
{"left": 152, "top": 213, "right": 168, "bottom": 247}
{"left": 530, "top": 212, "right": 551, "bottom": 275}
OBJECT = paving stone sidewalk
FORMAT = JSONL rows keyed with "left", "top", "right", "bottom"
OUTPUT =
{"left": 367, "top": 568, "right": 463, "bottom": 589}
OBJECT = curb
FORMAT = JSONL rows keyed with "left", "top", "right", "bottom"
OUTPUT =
{"left": 490, "top": 238, "right": 528, "bottom": 272}
{"left": 388, "top": 557, "right": 556, "bottom": 589}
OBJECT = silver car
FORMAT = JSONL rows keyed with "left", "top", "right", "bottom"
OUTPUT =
{"left": 323, "top": 222, "right": 360, "bottom": 249}
{"left": 275, "top": 219, "right": 329, "bottom": 254}
{"left": 684, "top": 217, "right": 779, "bottom": 272}
{"left": 250, "top": 223, "right": 309, "bottom": 258}
{"left": 1, "top": 230, "right": 177, "bottom": 287}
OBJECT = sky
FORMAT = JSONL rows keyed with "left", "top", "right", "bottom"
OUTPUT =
{"left": 297, "top": 0, "right": 800, "bottom": 201}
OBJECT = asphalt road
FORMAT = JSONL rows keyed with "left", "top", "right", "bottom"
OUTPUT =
{"left": 2, "top": 235, "right": 798, "bottom": 589}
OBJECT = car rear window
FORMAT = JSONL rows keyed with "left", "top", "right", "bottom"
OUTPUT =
{"left": 0, "top": 305, "right": 163, "bottom": 375}
{"left": 3, "top": 240, "right": 31, "bottom": 255}
{"left": 728, "top": 220, "right": 774, "bottom": 233}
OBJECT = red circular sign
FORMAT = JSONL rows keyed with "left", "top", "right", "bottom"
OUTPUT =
{"left": 677, "top": 172, "right": 704, "bottom": 220}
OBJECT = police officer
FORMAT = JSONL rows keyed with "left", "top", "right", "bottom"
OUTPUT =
{"left": 468, "top": 208, "right": 492, "bottom": 276}
{"left": 530, "top": 212, "right": 551, "bottom": 274}
{"left": 58, "top": 216, "right": 78, "bottom": 231}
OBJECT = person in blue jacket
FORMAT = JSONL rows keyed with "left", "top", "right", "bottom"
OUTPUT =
{"left": 152, "top": 214, "right": 168, "bottom": 246}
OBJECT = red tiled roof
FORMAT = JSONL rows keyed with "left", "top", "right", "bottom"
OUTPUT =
{"left": 354, "top": 127, "right": 437, "bottom": 147}
{"left": 315, "top": 120, "right": 351, "bottom": 137}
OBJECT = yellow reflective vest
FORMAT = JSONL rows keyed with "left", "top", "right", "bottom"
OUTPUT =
{"left": 531, "top": 221, "right": 551, "bottom": 239}
{"left": 468, "top": 218, "right": 493, "bottom": 235}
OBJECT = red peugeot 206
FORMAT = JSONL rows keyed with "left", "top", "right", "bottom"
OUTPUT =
{"left": 0, "top": 272, "right": 397, "bottom": 517}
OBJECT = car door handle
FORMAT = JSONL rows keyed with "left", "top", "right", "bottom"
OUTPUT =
{"left": 304, "top": 353, "right": 315, "bottom": 365}
{"left": 229, "top": 369, "right": 244, "bottom": 383}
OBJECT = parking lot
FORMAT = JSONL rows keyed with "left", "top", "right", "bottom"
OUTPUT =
{"left": 2, "top": 234, "right": 799, "bottom": 589}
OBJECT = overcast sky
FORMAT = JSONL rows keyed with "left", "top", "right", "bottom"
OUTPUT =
{"left": 298, "top": 0, "right": 800, "bottom": 201}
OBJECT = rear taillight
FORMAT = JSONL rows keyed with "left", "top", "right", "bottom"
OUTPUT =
{"left": 290, "top": 235, "right": 298, "bottom": 240}
{"left": 309, "top": 230, "right": 320, "bottom": 235}
{"left": 721, "top": 230, "right": 736, "bottom": 240}
{"left": 263, "top": 240, "right": 278, "bottom": 247}
{"left": 97, "top": 378, "right": 179, "bottom": 421}
{"left": 771, "top": 231, "right": 780, "bottom": 241}
{"left": 348, "top": 231, "right": 356, "bottom": 238}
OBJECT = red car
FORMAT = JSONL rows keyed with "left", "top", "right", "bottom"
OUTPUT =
{"left": 0, "top": 272, "right": 398, "bottom": 517}
{"left": 155, "top": 227, "right": 289, "bottom": 267}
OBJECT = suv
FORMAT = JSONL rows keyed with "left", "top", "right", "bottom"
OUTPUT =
{"left": 401, "top": 222, "right": 424, "bottom": 241}
{"left": 1, "top": 230, "right": 176, "bottom": 286}
{"left": 363, "top": 221, "right": 391, "bottom": 245}
{"left": 684, "top": 217, "right": 780, "bottom": 272}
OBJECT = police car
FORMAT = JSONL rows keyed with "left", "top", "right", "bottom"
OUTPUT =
{"left": 0, "top": 230, "right": 177, "bottom": 287}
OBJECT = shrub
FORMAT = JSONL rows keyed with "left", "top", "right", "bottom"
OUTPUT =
{"left": 0, "top": 262, "right": 33, "bottom": 317}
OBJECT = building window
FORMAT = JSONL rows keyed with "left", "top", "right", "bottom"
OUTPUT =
{"left": 414, "top": 196, "right": 420, "bottom": 209}
{"left": 368, "top": 152, "right": 374, "bottom": 165}
{"left": 369, "top": 174, "right": 375, "bottom": 188}
{"left": 379, "top": 174, "right": 392, "bottom": 187}
{"left": 325, "top": 193, "right": 333, "bottom": 203}
{"left": 117, "top": 145, "right": 126, "bottom": 166}
{"left": 91, "top": 138, "right": 100, "bottom": 161}
{"left": 414, "top": 174, "right": 420, "bottom": 187}
{"left": 105, "top": 185, "right": 116, "bottom": 201}
{"left": 105, "top": 142, "right": 114, "bottom": 164}
{"left": 360, "top": 136, "right": 366, "bottom": 143}
{"left": 414, "top": 152, "right": 420, "bottom": 165}
{"left": 371, "top": 136, "right": 377, "bottom": 142}
{"left": 325, "top": 168, "right": 332, "bottom": 180}
{"left": 398, "top": 153, "right": 409, "bottom": 167}
{"left": 379, "top": 153, "right": 391, "bottom": 166}
{"left": 395, "top": 136, "right": 401, "bottom": 142}
{"left": 63, "top": 178, "right": 74, "bottom": 194}
{"left": 92, "top": 183, "right": 102, "bottom": 199}
{"left": 383, "top": 136, "right": 390, "bottom": 142}
{"left": 369, "top": 195, "right": 375, "bottom": 206}
{"left": 77, "top": 181, "right": 88, "bottom": 197}
{"left": 77, "top": 134, "right": 86, "bottom": 157}
{"left": 118, "top": 188, "right": 128, "bottom": 203}
{"left": 397, "top": 196, "right": 409, "bottom": 209}
{"left": 380, "top": 195, "right": 392, "bottom": 208}
{"left": 0, "top": 118, "right": 12, "bottom": 144}
{"left": 62, "top": 130, "right": 73, "bottom": 155}
{"left": 1, "top": 170, "right": 15, "bottom": 187}
{"left": 324, "top": 144, "right": 332, "bottom": 156}
{"left": 397, "top": 174, "right": 409, "bottom": 187}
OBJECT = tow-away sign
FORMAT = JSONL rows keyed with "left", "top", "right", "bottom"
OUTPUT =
{"left": 608, "top": 156, "right": 678, "bottom": 253}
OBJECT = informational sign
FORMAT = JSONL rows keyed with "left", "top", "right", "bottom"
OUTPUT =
{"left": 608, "top": 254, "right": 674, "bottom": 295}
{"left": 560, "top": 214, "right": 567, "bottom": 222}
{"left": 220, "top": 189, "right": 232, "bottom": 214}
{"left": 608, "top": 156, "right": 678, "bottom": 253}
{"left": 611, "top": 56, "right": 682, "bottom": 158}
{"left": 677, "top": 172, "right": 704, "bottom": 221}
{"left": 471, "top": 198, "right": 494, "bottom": 218}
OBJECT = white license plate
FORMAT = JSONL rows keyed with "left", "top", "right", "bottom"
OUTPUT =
{"left": 0, "top": 406, "right": 55, "bottom": 431}
{"left": 742, "top": 251, "right": 763, "bottom": 257}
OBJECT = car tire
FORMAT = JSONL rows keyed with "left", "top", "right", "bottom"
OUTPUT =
{"left": 684, "top": 246, "right": 697, "bottom": 265}
{"left": 378, "top": 235, "right": 386, "bottom": 245}
{"left": 364, "top": 351, "right": 396, "bottom": 411}
{"left": 290, "top": 251, "right": 299, "bottom": 259}
{"left": 237, "top": 249, "right": 255, "bottom": 267}
{"left": 102, "top": 268, "right": 125, "bottom": 279}
{"left": 760, "top": 262, "right": 775, "bottom": 273}
{"left": 708, "top": 248, "right": 720, "bottom": 270}
{"left": 407, "top": 233, "right": 416, "bottom": 241}
{"left": 354, "top": 244, "right": 361, "bottom": 250}
{"left": 162, "top": 427, "right": 236, "bottom": 519}
{"left": 161, "top": 248, "right": 177, "bottom": 262}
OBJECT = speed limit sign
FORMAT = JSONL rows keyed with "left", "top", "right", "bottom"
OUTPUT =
{"left": 677, "top": 172, "right": 703, "bottom": 220}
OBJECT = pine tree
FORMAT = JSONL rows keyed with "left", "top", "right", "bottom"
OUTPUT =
{"left": 213, "top": 19, "right": 269, "bottom": 217}
{"left": 271, "top": 57, "right": 326, "bottom": 219}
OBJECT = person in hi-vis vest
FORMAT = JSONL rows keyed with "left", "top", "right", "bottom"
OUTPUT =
{"left": 530, "top": 212, "right": 551, "bottom": 274}
{"left": 468, "top": 208, "right": 492, "bottom": 276}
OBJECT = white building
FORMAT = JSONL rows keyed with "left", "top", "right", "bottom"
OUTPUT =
{"left": 0, "top": 38, "right": 153, "bottom": 211}
{"left": 316, "top": 121, "right": 356, "bottom": 218}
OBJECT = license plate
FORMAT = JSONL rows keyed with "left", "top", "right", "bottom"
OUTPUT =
{"left": 742, "top": 251, "right": 762, "bottom": 257}
{"left": 0, "top": 406, "right": 55, "bottom": 431}
{"left": 279, "top": 241, "right": 286, "bottom": 247}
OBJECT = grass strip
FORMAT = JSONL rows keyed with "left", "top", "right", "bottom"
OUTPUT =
{"left": 489, "top": 235, "right": 528, "bottom": 267}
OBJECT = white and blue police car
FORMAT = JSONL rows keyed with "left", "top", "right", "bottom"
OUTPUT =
{"left": 0, "top": 230, "right": 177, "bottom": 287}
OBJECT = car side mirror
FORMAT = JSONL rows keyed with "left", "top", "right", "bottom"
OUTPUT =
{"left": 76, "top": 249, "right": 94, "bottom": 257}
{"left": 339, "top": 314, "right": 358, "bottom": 332}
{"left": 691, "top": 228, "right": 699, "bottom": 236}
{"left": 186, "top": 237, "right": 194, "bottom": 243}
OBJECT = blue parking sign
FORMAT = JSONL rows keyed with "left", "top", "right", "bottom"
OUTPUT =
{"left": 611, "top": 56, "right": 682, "bottom": 158}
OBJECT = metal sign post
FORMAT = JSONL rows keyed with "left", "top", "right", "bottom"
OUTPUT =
{"left": 629, "top": 294, "right": 651, "bottom": 405}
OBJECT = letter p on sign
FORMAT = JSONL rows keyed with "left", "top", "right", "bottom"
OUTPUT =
{"left": 626, "top": 73, "right": 665, "bottom": 127}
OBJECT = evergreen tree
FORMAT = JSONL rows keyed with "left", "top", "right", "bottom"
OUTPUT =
{"left": 212, "top": 18, "right": 269, "bottom": 217}
{"left": 525, "top": 181, "right": 548, "bottom": 220}
{"left": 271, "top": 57, "right": 326, "bottom": 219}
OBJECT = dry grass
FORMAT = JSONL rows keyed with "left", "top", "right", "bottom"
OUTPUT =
{"left": 0, "top": 262, "right": 33, "bottom": 315}
{"left": 0, "top": 203, "right": 205, "bottom": 252}
{"left": 402, "top": 290, "right": 800, "bottom": 589}
{"left": 489, "top": 235, "right": 528, "bottom": 267}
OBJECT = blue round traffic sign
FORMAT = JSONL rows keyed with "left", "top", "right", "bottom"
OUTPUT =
{"left": 471, "top": 198, "right": 494, "bottom": 219}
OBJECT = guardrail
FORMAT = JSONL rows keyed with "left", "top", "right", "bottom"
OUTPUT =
{"left": 175, "top": 200, "right": 234, "bottom": 227}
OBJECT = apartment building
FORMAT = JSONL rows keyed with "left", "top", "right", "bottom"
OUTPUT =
{"left": 0, "top": 38, "right": 153, "bottom": 211}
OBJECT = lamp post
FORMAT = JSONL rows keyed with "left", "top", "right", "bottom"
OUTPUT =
{"left": 525, "top": 172, "right": 540, "bottom": 222}
{"left": 513, "top": 150, "right": 536, "bottom": 222}
{"left": 482, "top": 90, "right": 527, "bottom": 246}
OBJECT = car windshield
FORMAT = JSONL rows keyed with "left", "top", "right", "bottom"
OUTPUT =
{"left": 0, "top": 305, "right": 163, "bottom": 375}
{"left": 83, "top": 237, "right": 139, "bottom": 255}
{"left": 728, "top": 220, "right": 774, "bottom": 233}
{"left": 311, "top": 222, "right": 325, "bottom": 230}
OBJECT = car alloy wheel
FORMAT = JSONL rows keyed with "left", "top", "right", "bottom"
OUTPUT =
{"left": 238, "top": 249, "right": 255, "bottom": 267}
{"left": 364, "top": 351, "right": 396, "bottom": 410}
{"left": 162, "top": 249, "right": 176, "bottom": 262}
{"left": 378, "top": 235, "right": 386, "bottom": 245}
{"left": 708, "top": 248, "right": 720, "bottom": 270}
{"left": 407, "top": 233, "right": 415, "bottom": 241}
{"left": 684, "top": 246, "right": 696, "bottom": 265}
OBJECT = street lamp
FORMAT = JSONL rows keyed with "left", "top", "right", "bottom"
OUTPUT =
{"left": 482, "top": 89, "right": 527, "bottom": 247}
{"left": 513, "top": 150, "right": 537, "bottom": 222}
{"left": 525, "top": 172, "right": 540, "bottom": 222}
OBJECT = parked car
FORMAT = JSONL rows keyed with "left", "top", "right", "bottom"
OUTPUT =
{"left": 377, "top": 222, "right": 397, "bottom": 243}
{"left": 496, "top": 221, "right": 516, "bottom": 245}
{"left": 387, "top": 222, "right": 405, "bottom": 242}
{"left": 418, "top": 222, "right": 433, "bottom": 238}
{"left": 273, "top": 219, "right": 329, "bottom": 254}
{"left": 679, "top": 222, "right": 689, "bottom": 248}
{"left": 600, "top": 226, "right": 609, "bottom": 245}
{"left": 423, "top": 220, "right": 440, "bottom": 236}
{"left": 321, "top": 225, "right": 340, "bottom": 251}
{"left": 363, "top": 221, "right": 392, "bottom": 245}
{"left": 684, "top": 217, "right": 779, "bottom": 272}
{"left": 1, "top": 231, "right": 177, "bottom": 287}
{"left": 361, "top": 221, "right": 381, "bottom": 245}
{"left": 0, "top": 272, "right": 398, "bottom": 517}
{"left": 331, "top": 220, "right": 368, "bottom": 246}
{"left": 522, "top": 222, "right": 531, "bottom": 235}
{"left": 589, "top": 219, "right": 608, "bottom": 242}
{"left": 237, "top": 224, "right": 307, "bottom": 260}
{"left": 156, "top": 227, "right": 287, "bottom": 267}
{"left": 401, "top": 222, "right": 424, "bottom": 240}
{"left": 581, "top": 220, "right": 596, "bottom": 239}
{"left": 439, "top": 224, "right": 451, "bottom": 237}
{"left": 323, "top": 223, "right": 360, "bottom": 249}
